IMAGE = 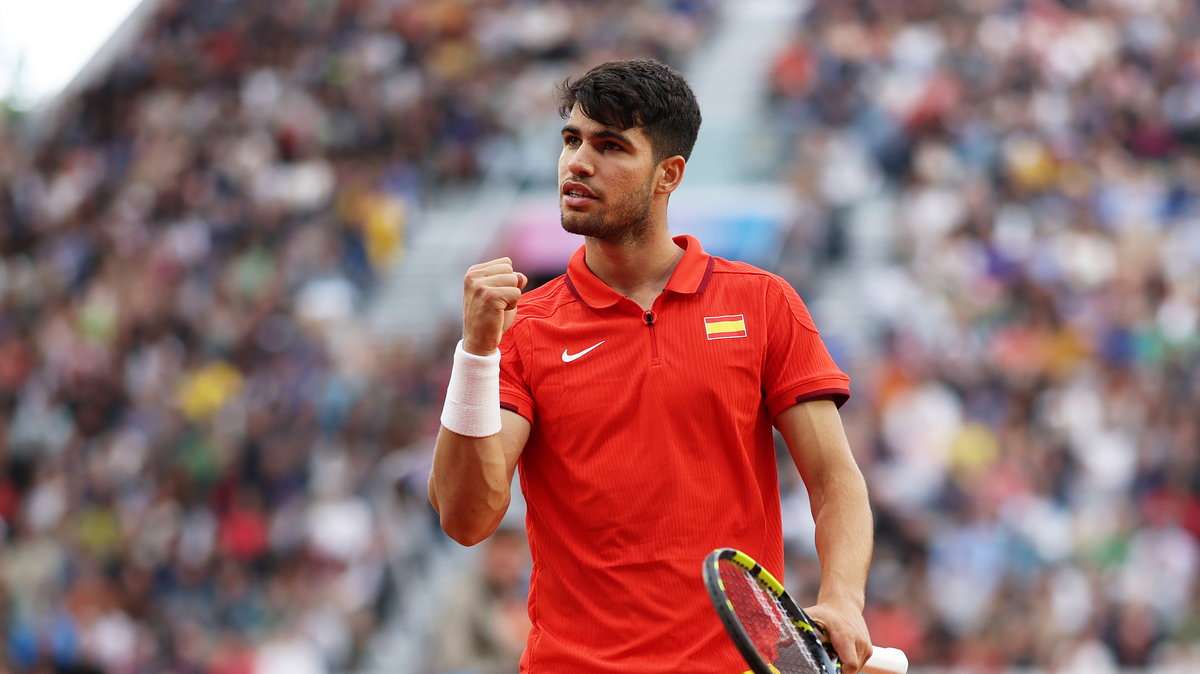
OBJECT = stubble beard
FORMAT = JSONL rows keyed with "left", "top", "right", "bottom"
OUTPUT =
{"left": 561, "top": 178, "right": 654, "bottom": 245}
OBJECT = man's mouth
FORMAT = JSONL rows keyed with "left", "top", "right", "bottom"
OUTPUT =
{"left": 562, "top": 181, "right": 598, "bottom": 200}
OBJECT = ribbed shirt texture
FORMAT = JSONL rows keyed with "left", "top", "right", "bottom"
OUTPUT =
{"left": 499, "top": 235, "right": 850, "bottom": 673}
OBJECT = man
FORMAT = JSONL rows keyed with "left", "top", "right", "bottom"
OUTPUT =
{"left": 429, "top": 59, "right": 874, "bottom": 673}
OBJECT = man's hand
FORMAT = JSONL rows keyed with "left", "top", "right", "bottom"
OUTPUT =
{"left": 462, "top": 257, "right": 527, "bottom": 355}
{"left": 804, "top": 599, "right": 873, "bottom": 674}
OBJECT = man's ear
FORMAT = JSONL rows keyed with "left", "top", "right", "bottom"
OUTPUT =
{"left": 654, "top": 155, "right": 686, "bottom": 195}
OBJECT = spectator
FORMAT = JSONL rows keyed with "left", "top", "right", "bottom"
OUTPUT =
{"left": 430, "top": 526, "right": 530, "bottom": 674}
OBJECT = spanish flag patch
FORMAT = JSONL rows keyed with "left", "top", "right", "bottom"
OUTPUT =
{"left": 704, "top": 314, "right": 747, "bottom": 340}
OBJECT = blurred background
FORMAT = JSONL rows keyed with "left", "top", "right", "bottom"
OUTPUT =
{"left": 0, "top": 0, "right": 1197, "bottom": 672}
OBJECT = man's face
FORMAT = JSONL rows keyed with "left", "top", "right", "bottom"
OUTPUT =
{"left": 558, "top": 105, "right": 659, "bottom": 243}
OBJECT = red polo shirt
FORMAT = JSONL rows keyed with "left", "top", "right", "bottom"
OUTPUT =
{"left": 499, "top": 235, "right": 850, "bottom": 673}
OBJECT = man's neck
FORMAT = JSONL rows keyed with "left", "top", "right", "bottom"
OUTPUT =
{"left": 583, "top": 229, "right": 683, "bottom": 310}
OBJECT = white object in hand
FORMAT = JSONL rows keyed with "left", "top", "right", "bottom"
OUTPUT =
{"left": 862, "top": 646, "right": 909, "bottom": 674}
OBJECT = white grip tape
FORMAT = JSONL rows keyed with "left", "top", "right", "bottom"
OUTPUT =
{"left": 440, "top": 340, "right": 502, "bottom": 437}
{"left": 863, "top": 647, "right": 909, "bottom": 674}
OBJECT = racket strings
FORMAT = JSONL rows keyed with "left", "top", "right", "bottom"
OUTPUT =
{"left": 717, "top": 560, "right": 828, "bottom": 674}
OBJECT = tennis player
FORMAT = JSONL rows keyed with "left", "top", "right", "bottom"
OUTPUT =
{"left": 430, "top": 59, "right": 875, "bottom": 674}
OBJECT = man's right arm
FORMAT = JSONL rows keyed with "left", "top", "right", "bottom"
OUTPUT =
{"left": 429, "top": 411, "right": 529, "bottom": 546}
{"left": 428, "top": 257, "right": 531, "bottom": 546}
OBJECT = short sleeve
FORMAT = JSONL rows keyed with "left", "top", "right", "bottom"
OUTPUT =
{"left": 762, "top": 276, "right": 851, "bottom": 418}
{"left": 499, "top": 321, "right": 535, "bottom": 423}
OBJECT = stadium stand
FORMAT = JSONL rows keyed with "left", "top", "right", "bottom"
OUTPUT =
{"left": 0, "top": 1, "right": 715, "bottom": 672}
{"left": 2, "top": 0, "right": 1198, "bottom": 673}
{"left": 766, "top": 1, "right": 1200, "bottom": 671}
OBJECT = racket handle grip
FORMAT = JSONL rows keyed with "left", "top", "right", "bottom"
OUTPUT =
{"left": 863, "top": 646, "right": 909, "bottom": 673}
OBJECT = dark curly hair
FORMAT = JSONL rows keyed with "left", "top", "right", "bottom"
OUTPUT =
{"left": 558, "top": 58, "right": 702, "bottom": 162}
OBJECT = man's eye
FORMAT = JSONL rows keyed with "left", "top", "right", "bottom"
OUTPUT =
{"left": 604, "top": 142, "right": 622, "bottom": 151}
{"left": 564, "top": 136, "right": 580, "bottom": 147}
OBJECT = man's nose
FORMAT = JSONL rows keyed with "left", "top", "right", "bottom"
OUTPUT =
{"left": 566, "top": 146, "right": 594, "bottom": 177}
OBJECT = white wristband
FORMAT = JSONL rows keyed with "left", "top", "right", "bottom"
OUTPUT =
{"left": 440, "top": 340, "right": 502, "bottom": 437}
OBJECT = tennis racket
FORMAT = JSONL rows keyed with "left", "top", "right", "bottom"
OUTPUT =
{"left": 703, "top": 548, "right": 909, "bottom": 674}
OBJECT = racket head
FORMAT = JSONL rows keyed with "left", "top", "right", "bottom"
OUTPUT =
{"left": 703, "top": 548, "right": 840, "bottom": 674}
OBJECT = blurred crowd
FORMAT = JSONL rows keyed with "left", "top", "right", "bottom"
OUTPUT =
{"left": 11, "top": 0, "right": 1199, "bottom": 673}
{"left": 765, "top": 0, "right": 1200, "bottom": 671}
{"left": 0, "top": 0, "right": 714, "bottom": 672}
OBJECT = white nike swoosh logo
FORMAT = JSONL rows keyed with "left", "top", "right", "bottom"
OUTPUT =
{"left": 561, "top": 340, "right": 606, "bottom": 363}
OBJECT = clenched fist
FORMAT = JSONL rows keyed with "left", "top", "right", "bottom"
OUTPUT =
{"left": 462, "top": 257, "right": 528, "bottom": 356}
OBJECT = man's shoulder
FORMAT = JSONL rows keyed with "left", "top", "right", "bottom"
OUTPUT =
{"left": 513, "top": 274, "right": 577, "bottom": 323}
{"left": 707, "top": 256, "right": 787, "bottom": 289}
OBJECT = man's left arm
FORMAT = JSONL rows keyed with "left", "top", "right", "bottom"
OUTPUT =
{"left": 776, "top": 399, "right": 874, "bottom": 674}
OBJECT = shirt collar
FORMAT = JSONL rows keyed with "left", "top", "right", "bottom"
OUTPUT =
{"left": 565, "top": 234, "right": 713, "bottom": 309}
